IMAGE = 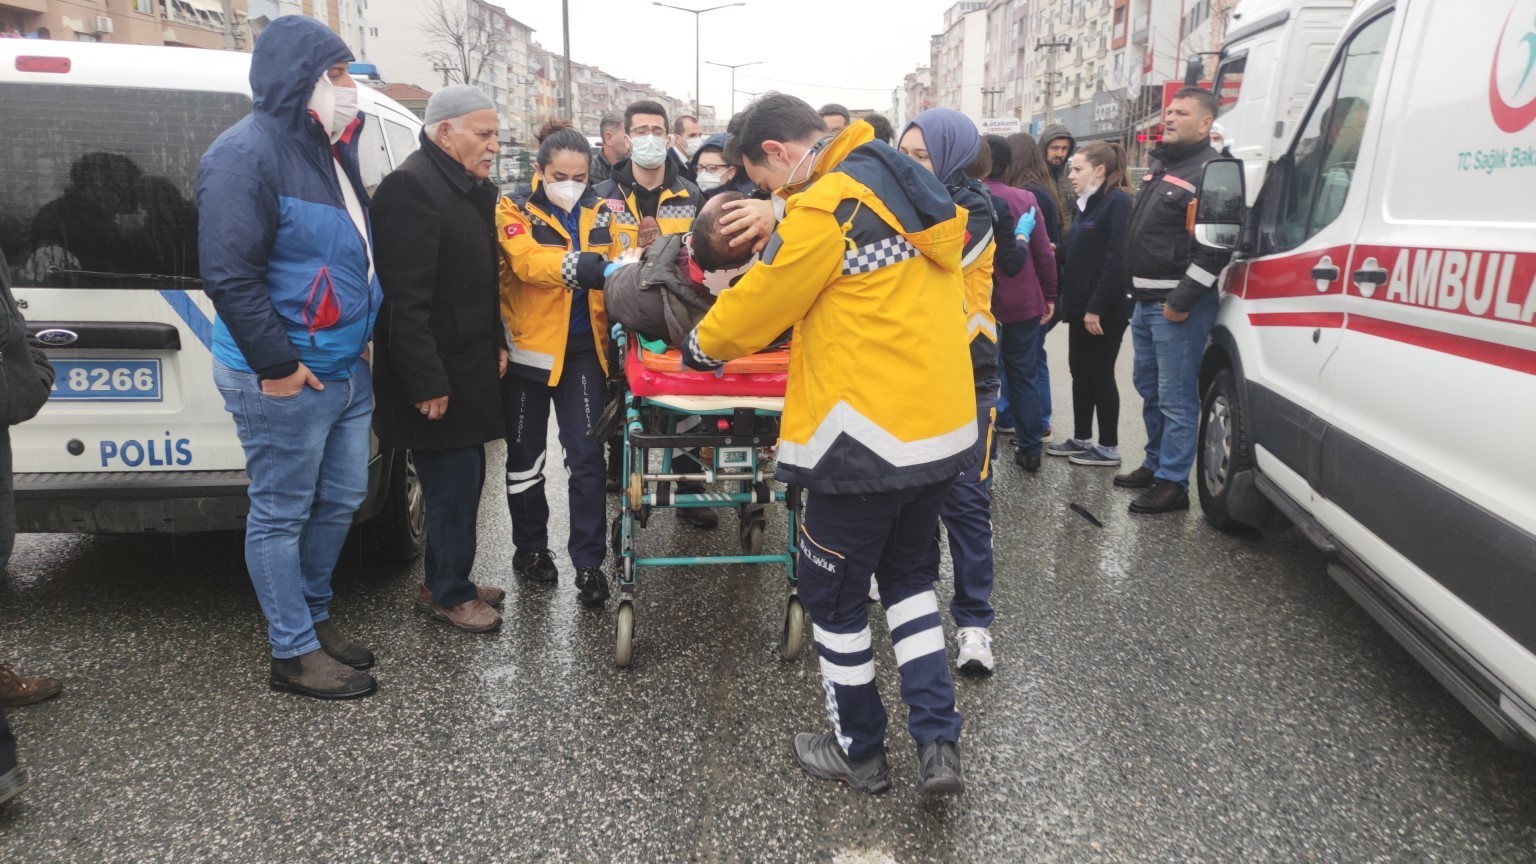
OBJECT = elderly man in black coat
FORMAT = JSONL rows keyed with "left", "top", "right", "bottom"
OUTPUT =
{"left": 372, "top": 86, "right": 509, "bottom": 633}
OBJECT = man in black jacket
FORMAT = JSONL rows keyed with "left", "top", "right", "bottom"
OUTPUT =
{"left": 372, "top": 86, "right": 509, "bottom": 633}
{"left": 1116, "top": 87, "right": 1232, "bottom": 514}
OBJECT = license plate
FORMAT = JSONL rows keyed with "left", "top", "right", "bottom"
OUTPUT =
{"left": 50, "top": 359, "right": 163, "bottom": 402}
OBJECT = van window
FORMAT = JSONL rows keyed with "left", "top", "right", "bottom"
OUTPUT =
{"left": 382, "top": 119, "right": 420, "bottom": 167}
{"left": 1267, "top": 12, "right": 1394, "bottom": 252}
{"left": 1213, "top": 52, "right": 1245, "bottom": 117}
{"left": 0, "top": 84, "right": 249, "bottom": 286}
{"left": 356, "top": 115, "right": 391, "bottom": 195}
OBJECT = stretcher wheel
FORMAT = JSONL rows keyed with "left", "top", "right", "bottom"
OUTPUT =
{"left": 781, "top": 595, "right": 805, "bottom": 661}
{"left": 741, "top": 518, "right": 766, "bottom": 556}
{"left": 610, "top": 516, "right": 623, "bottom": 558}
{"left": 615, "top": 601, "right": 635, "bottom": 668}
{"left": 627, "top": 472, "right": 644, "bottom": 512}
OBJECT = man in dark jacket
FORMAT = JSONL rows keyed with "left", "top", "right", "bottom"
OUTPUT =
{"left": 372, "top": 86, "right": 509, "bottom": 634}
{"left": 588, "top": 113, "right": 628, "bottom": 187}
{"left": 1040, "top": 123, "right": 1076, "bottom": 232}
{"left": 1116, "top": 87, "right": 1233, "bottom": 514}
{"left": 198, "top": 16, "right": 381, "bottom": 700}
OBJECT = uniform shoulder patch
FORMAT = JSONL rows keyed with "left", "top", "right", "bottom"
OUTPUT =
{"left": 606, "top": 199, "right": 628, "bottom": 212}
{"left": 504, "top": 223, "right": 525, "bottom": 239}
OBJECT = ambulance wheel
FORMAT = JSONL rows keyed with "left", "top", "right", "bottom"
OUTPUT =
{"left": 741, "top": 511, "right": 766, "bottom": 556}
{"left": 615, "top": 601, "right": 635, "bottom": 668}
{"left": 362, "top": 449, "right": 426, "bottom": 564}
{"left": 780, "top": 596, "right": 805, "bottom": 661}
{"left": 1197, "top": 369, "right": 1249, "bottom": 531}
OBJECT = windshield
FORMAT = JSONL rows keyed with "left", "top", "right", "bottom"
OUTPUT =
{"left": 0, "top": 83, "right": 251, "bottom": 288}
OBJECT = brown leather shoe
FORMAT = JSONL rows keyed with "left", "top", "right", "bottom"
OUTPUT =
{"left": 0, "top": 663, "right": 62, "bottom": 708}
{"left": 269, "top": 649, "right": 377, "bottom": 700}
{"left": 415, "top": 583, "right": 505, "bottom": 612}
{"left": 429, "top": 598, "right": 502, "bottom": 633}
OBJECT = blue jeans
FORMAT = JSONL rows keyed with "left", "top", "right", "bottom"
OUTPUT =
{"left": 1035, "top": 318, "right": 1057, "bottom": 433}
{"left": 215, "top": 362, "right": 373, "bottom": 658}
{"left": 999, "top": 318, "right": 1043, "bottom": 458}
{"left": 1130, "top": 291, "right": 1220, "bottom": 487}
{"left": 943, "top": 382, "right": 997, "bottom": 629}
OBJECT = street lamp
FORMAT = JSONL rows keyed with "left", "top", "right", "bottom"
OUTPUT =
{"left": 705, "top": 59, "right": 761, "bottom": 119}
{"left": 653, "top": 2, "right": 745, "bottom": 122}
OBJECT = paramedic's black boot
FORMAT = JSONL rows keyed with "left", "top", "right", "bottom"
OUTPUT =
{"left": 575, "top": 567, "right": 610, "bottom": 608}
{"left": 1014, "top": 450, "right": 1041, "bottom": 472}
{"left": 792, "top": 732, "right": 891, "bottom": 794}
{"left": 917, "top": 740, "right": 964, "bottom": 795}
{"left": 514, "top": 548, "right": 559, "bottom": 583}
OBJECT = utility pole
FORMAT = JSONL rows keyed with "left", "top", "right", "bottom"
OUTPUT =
{"left": 706, "top": 60, "right": 761, "bottom": 120}
{"left": 981, "top": 87, "right": 1006, "bottom": 117}
{"left": 218, "top": 0, "right": 236, "bottom": 50}
{"left": 561, "top": 0, "right": 573, "bottom": 122}
{"left": 654, "top": 2, "right": 746, "bottom": 120}
{"left": 1035, "top": 36, "right": 1072, "bottom": 127}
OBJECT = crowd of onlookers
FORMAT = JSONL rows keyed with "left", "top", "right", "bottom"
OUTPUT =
{"left": 0, "top": 14, "right": 1234, "bottom": 804}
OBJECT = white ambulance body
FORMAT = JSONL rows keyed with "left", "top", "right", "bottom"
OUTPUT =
{"left": 0, "top": 40, "right": 425, "bottom": 558}
{"left": 1195, "top": 0, "right": 1536, "bottom": 751}
{"left": 1212, "top": 0, "right": 1355, "bottom": 202}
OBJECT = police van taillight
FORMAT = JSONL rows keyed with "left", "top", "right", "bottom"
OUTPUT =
{"left": 15, "top": 57, "right": 71, "bottom": 74}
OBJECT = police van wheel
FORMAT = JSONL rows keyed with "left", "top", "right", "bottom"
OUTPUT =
{"left": 363, "top": 449, "right": 426, "bottom": 563}
{"left": 615, "top": 601, "right": 635, "bottom": 668}
{"left": 1197, "top": 369, "right": 1248, "bottom": 531}
{"left": 780, "top": 596, "right": 805, "bottom": 661}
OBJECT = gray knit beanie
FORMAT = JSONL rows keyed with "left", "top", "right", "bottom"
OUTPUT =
{"left": 425, "top": 85, "right": 497, "bottom": 125}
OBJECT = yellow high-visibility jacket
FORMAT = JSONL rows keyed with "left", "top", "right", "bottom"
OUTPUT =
{"left": 687, "top": 121, "right": 979, "bottom": 494}
{"left": 496, "top": 187, "right": 638, "bottom": 385}
{"left": 591, "top": 162, "right": 703, "bottom": 237}
{"left": 954, "top": 178, "right": 999, "bottom": 377}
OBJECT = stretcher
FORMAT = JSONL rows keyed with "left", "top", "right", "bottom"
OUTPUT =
{"left": 609, "top": 326, "right": 805, "bottom": 667}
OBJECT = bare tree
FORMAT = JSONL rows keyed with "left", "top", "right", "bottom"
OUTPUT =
{"left": 419, "top": 0, "right": 507, "bottom": 90}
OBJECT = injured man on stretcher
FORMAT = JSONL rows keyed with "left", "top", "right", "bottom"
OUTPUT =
{"left": 603, "top": 191, "right": 759, "bottom": 349}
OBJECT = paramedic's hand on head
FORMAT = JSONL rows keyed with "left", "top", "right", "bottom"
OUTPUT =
{"left": 416, "top": 396, "right": 449, "bottom": 420}
{"left": 721, "top": 198, "right": 777, "bottom": 252}
{"left": 261, "top": 362, "right": 324, "bottom": 397}
{"left": 498, "top": 347, "right": 508, "bottom": 379}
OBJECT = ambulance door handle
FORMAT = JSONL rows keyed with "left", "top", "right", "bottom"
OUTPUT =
{"left": 1352, "top": 267, "right": 1388, "bottom": 285}
{"left": 1310, "top": 263, "right": 1340, "bottom": 281}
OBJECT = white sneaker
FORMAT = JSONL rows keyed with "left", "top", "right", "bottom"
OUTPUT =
{"left": 868, "top": 575, "right": 880, "bottom": 603}
{"left": 955, "top": 627, "right": 995, "bottom": 673}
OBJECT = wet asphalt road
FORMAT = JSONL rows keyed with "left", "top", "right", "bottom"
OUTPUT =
{"left": 2, "top": 330, "right": 1535, "bottom": 863}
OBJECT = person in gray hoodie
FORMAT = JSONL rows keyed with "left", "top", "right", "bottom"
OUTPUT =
{"left": 1040, "top": 123, "right": 1076, "bottom": 232}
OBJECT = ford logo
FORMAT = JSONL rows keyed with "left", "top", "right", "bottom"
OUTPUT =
{"left": 36, "top": 329, "right": 78, "bottom": 347}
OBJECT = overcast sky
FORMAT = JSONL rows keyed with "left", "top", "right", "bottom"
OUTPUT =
{"left": 491, "top": 0, "right": 964, "bottom": 119}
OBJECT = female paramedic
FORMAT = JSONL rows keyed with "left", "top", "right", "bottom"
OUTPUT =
{"left": 496, "top": 120, "right": 638, "bottom": 608}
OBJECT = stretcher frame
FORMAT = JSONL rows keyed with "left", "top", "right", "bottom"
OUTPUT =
{"left": 609, "top": 326, "right": 805, "bottom": 667}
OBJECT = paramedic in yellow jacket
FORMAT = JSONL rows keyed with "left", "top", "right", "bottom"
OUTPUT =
{"left": 497, "top": 120, "right": 637, "bottom": 609}
{"left": 681, "top": 96, "right": 976, "bottom": 797}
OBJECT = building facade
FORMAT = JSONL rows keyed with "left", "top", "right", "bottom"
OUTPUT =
{"left": 933, "top": 1, "right": 986, "bottom": 121}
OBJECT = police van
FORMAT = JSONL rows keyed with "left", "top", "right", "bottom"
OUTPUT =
{"left": 1191, "top": 0, "right": 1536, "bottom": 751}
{"left": 0, "top": 40, "right": 426, "bottom": 560}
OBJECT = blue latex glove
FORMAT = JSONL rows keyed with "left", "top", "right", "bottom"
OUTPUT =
{"left": 1015, "top": 205, "right": 1037, "bottom": 240}
{"left": 603, "top": 262, "right": 626, "bottom": 278}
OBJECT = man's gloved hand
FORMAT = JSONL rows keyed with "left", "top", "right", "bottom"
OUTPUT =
{"left": 1015, "top": 205, "right": 1037, "bottom": 240}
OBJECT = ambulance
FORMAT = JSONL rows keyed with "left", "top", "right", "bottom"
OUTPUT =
{"left": 0, "top": 40, "right": 427, "bottom": 561}
{"left": 1191, "top": 0, "right": 1536, "bottom": 750}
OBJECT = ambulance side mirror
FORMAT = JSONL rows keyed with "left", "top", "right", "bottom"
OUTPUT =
{"left": 1195, "top": 158, "right": 1245, "bottom": 250}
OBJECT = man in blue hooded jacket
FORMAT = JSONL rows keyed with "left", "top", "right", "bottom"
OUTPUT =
{"left": 198, "top": 16, "right": 382, "bottom": 700}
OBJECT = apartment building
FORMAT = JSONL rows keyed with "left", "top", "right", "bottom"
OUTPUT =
{"left": 932, "top": 1, "right": 986, "bottom": 121}
{"left": 2, "top": 0, "right": 253, "bottom": 51}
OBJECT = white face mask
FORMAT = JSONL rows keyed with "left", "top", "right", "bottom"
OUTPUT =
{"left": 701, "top": 256, "right": 756, "bottom": 295}
{"left": 686, "top": 137, "right": 706, "bottom": 157}
{"left": 308, "top": 73, "right": 359, "bottom": 143}
{"left": 630, "top": 134, "right": 668, "bottom": 169}
{"left": 544, "top": 179, "right": 585, "bottom": 213}
{"left": 696, "top": 171, "right": 724, "bottom": 193}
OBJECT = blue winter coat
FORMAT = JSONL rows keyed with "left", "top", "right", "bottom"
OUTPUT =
{"left": 197, "top": 15, "right": 380, "bottom": 381}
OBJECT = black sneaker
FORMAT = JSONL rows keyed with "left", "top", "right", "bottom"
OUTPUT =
{"left": 792, "top": 732, "right": 891, "bottom": 794}
{"left": 917, "top": 740, "right": 964, "bottom": 795}
{"left": 575, "top": 567, "right": 610, "bottom": 607}
{"left": 513, "top": 548, "right": 559, "bottom": 583}
{"left": 1129, "top": 480, "right": 1190, "bottom": 514}
{"left": 0, "top": 763, "right": 28, "bottom": 807}
{"left": 1014, "top": 450, "right": 1041, "bottom": 472}
{"left": 1114, "top": 466, "right": 1156, "bottom": 489}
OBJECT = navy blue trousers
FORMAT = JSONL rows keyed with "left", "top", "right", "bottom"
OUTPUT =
{"left": 502, "top": 349, "right": 607, "bottom": 569}
{"left": 942, "top": 380, "right": 998, "bottom": 629}
{"left": 415, "top": 445, "right": 486, "bottom": 608}
{"left": 800, "top": 480, "right": 963, "bottom": 763}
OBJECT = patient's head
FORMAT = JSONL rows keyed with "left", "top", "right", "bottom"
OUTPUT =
{"left": 688, "top": 192, "right": 757, "bottom": 273}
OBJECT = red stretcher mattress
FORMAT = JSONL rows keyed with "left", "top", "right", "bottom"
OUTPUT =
{"left": 625, "top": 344, "right": 789, "bottom": 398}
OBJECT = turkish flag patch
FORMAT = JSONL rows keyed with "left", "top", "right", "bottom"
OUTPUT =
{"left": 504, "top": 223, "right": 525, "bottom": 239}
